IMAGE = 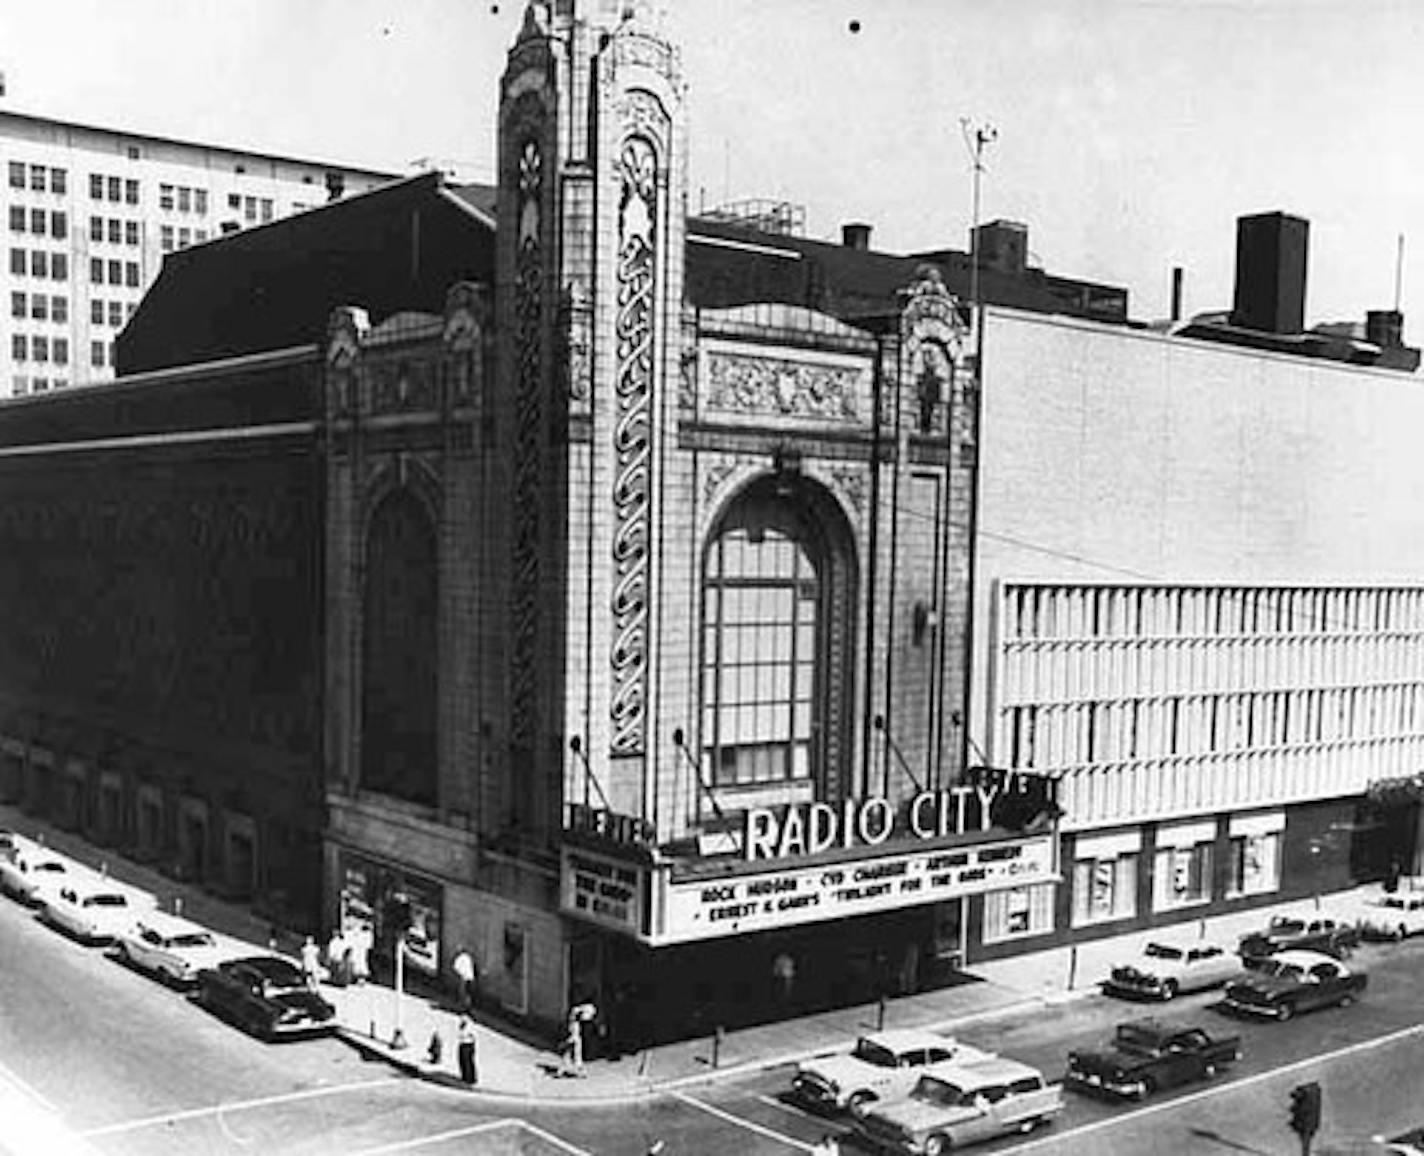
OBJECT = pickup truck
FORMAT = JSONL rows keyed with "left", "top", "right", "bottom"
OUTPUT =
{"left": 1064, "top": 1018, "right": 1241, "bottom": 1100}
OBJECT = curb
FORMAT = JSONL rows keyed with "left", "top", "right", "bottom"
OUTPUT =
{"left": 331, "top": 987, "right": 1074, "bottom": 1107}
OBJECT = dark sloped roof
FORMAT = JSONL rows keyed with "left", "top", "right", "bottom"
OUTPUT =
{"left": 686, "top": 217, "right": 1129, "bottom": 325}
{"left": 117, "top": 173, "right": 496, "bottom": 375}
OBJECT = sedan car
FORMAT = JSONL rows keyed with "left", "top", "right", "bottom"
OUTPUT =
{"left": 1342, "top": 891, "right": 1424, "bottom": 941}
{"left": 790, "top": 1028, "right": 993, "bottom": 1117}
{"left": 116, "top": 912, "right": 236, "bottom": 987}
{"left": 1101, "top": 940, "right": 1240, "bottom": 1000}
{"left": 40, "top": 878, "right": 151, "bottom": 944}
{"left": 0, "top": 846, "right": 75, "bottom": 905}
{"left": 1065, "top": 1019, "right": 1241, "bottom": 1100}
{"left": 855, "top": 1055, "right": 1061, "bottom": 1154}
{"left": 1238, "top": 914, "right": 1358, "bottom": 961}
{"left": 1221, "top": 949, "right": 1366, "bottom": 1021}
{"left": 194, "top": 955, "right": 336, "bottom": 1040}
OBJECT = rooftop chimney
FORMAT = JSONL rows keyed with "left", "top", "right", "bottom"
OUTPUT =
{"left": 1231, "top": 211, "right": 1309, "bottom": 335}
{"left": 1366, "top": 309, "right": 1404, "bottom": 349}
{"left": 1170, "top": 267, "right": 1184, "bottom": 322}
{"left": 841, "top": 222, "right": 872, "bottom": 251}
{"left": 972, "top": 219, "right": 1028, "bottom": 277}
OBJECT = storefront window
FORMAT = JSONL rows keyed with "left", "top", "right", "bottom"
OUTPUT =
{"left": 1072, "top": 852, "right": 1137, "bottom": 925}
{"left": 983, "top": 883, "right": 1055, "bottom": 943}
{"left": 1153, "top": 841, "right": 1214, "bottom": 911}
{"left": 1227, "top": 831, "right": 1280, "bottom": 897}
{"left": 339, "top": 854, "right": 443, "bottom": 986}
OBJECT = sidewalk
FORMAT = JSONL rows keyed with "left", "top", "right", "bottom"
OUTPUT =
{"left": 1, "top": 803, "right": 1378, "bottom": 1106}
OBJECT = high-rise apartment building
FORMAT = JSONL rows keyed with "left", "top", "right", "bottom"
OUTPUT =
{"left": 0, "top": 108, "right": 396, "bottom": 397}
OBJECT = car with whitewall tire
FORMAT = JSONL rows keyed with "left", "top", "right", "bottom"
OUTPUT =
{"left": 789, "top": 1029, "right": 993, "bottom": 1118}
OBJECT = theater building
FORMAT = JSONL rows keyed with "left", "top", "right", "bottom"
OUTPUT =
{"left": 3, "top": 0, "right": 1422, "bottom": 1042}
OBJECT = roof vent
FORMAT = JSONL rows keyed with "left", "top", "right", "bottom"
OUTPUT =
{"left": 1231, "top": 211, "right": 1309, "bottom": 335}
{"left": 841, "top": 222, "right": 872, "bottom": 251}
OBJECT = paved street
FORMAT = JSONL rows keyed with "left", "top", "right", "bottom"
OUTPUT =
{"left": 5, "top": 875, "right": 1424, "bottom": 1156}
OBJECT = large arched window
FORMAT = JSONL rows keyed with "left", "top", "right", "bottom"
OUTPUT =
{"left": 701, "top": 474, "right": 855, "bottom": 794}
{"left": 361, "top": 489, "right": 438, "bottom": 807}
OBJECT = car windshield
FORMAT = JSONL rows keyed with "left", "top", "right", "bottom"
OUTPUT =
{"left": 85, "top": 894, "right": 127, "bottom": 907}
{"left": 1143, "top": 943, "right": 1182, "bottom": 960}
{"left": 251, "top": 959, "right": 306, "bottom": 989}
{"left": 912, "top": 1076, "right": 972, "bottom": 1107}
{"left": 1269, "top": 917, "right": 1305, "bottom": 933}
{"left": 170, "top": 932, "right": 216, "bottom": 949}
{"left": 1256, "top": 959, "right": 1305, "bottom": 982}
{"left": 851, "top": 1039, "right": 899, "bottom": 1068}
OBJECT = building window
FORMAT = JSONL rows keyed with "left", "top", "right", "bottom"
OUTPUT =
{"left": 8, "top": 162, "right": 24, "bottom": 189}
{"left": 91, "top": 341, "right": 106, "bottom": 368}
{"left": 11, "top": 335, "right": 26, "bottom": 361}
{"left": 30, "top": 208, "right": 46, "bottom": 236}
{"left": 108, "top": 301, "right": 123, "bottom": 328}
{"left": 32, "top": 377, "right": 48, "bottom": 392}
{"left": 700, "top": 475, "right": 855, "bottom": 795}
{"left": 360, "top": 489, "right": 438, "bottom": 807}
{"left": 177, "top": 187, "right": 191, "bottom": 213}
{"left": 53, "top": 338, "right": 68, "bottom": 366}
{"left": 1072, "top": 848, "right": 1138, "bottom": 926}
{"left": 107, "top": 259, "right": 121, "bottom": 284}
{"left": 11, "top": 376, "right": 28, "bottom": 396}
{"left": 107, "top": 176, "right": 122, "bottom": 202}
{"left": 50, "top": 169, "right": 67, "bottom": 195}
{"left": 983, "top": 883, "right": 1056, "bottom": 943}
{"left": 51, "top": 212, "right": 66, "bottom": 240}
{"left": 260, "top": 198, "right": 274, "bottom": 222}
{"left": 8, "top": 206, "right": 24, "bottom": 232}
{"left": 51, "top": 296, "right": 67, "bottom": 323}
{"left": 10, "top": 248, "right": 26, "bottom": 275}
{"left": 1228, "top": 830, "right": 1282, "bottom": 898}
{"left": 243, "top": 195, "right": 257, "bottom": 222}
{"left": 125, "top": 179, "right": 139, "bottom": 205}
{"left": 1152, "top": 824, "right": 1216, "bottom": 911}
{"left": 196, "top": 228, "right": 208, "bottom": 243}
{"left": 29, "top": 164, "right": 46, "bottom": 192}
{"left": 32, "top": 336, "right": 48, "bottom": 363}
{"left": 125, "top": 220, "right": 139, "bottom": 246}
{"left": 107, "top": 219, "right": 121, "bottom": 244}
{"left": 89, "top": 174, "right": 104, "bottom": 200}
{"left": 126, "top": 145, "right": 141, "bottom": 161}
{"left": 90, "top": 216, "right": 104, "bottom": 242}
{"left": 227, "top": 193, "right": 241, "bottom": 210}
{"left": 51, "top": 253, "right": 66, "bottom": 281}
{"left": 90, "top": 257, "right": 103, "bottom": 284}
{"left": 125, "top": 261, "right": 139, "bottom": 287}
{"left": 195, "top": 189, "right": 208, "bottom": 214}
{"left": 10, "top": 292, "right": 24, "bottom": 319}
{"left": 159, "top": 184, "right": 174, "bottom": 210}
{"left": 30, "top": 251, "right": 47, "bottom": 278}
{"left": 30, "top": 295, "right": 47, "bottom": 321}
{"left": 160, "top": 225, "right": 174, "bottom": 253}
{"left": 91, "top": 299, "right": 104, "bottom": 325}
{"left": 178, "top": 227, "right": 191, "bottom": 249}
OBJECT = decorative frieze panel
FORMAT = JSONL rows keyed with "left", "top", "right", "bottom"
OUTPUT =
{"left": 703, "top": 352, "right": 868, "bottom": 424}
{"left": 609, "top": 134, "right": 658, "bottom": 757}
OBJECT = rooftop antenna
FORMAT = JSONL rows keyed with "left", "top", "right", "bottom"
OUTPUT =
{"left": 1395, "top": 233, "right": 1406, "bottom": 312}
{"left": 959, "top": 118, "right": 997, "bottom": 349}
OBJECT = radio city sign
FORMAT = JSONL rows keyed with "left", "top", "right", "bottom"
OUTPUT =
{"left": 744, "top": 770, "right": 1058, "bottom": 862}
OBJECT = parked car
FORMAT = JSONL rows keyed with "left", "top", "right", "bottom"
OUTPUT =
{"left": 1064, "top": 1018, "right": 1241, "bottom": 1100}
{"left": 855, "top": 1056, "right": 1061, "bottom": 1154}
{"left": 40, "top": 877, "right": 151, "bottom": 944}
{"left": 1377, "top": 1125, "right": 1424, "bottom": 1154}
{"left": 1101, "top": 940, "right": 1240, "bottom": 1000}
{"left": 115, "top": 912, "right": 236, "bottom": 987}
{"left": 194, "top": 955, "right": 336, "bottom": 1041}
{"left": 0, "top": 846, "right": 74, "bottom": 905}
{"left": 1238, "top": 914, "right": 1358, "bottom": 961}
{"left": 1221, "top": 949, "right": 1366, "bottom": 1021}
{"left": 789, "top": 1028, "right": 993, "bottom": 1117}
{"left": 1341, "top": 891, "right": 1424, "bottom": 941}
{"left": 0, "top": 829, "right": 23, "bottom": 862}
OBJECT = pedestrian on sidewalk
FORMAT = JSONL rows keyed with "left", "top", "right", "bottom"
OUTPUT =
{"left": 771, "top": 950, "right": 796, "bottom": 1009}
{"left": 300, "top": 935, "right": 321, "bottom": 989}
{"left": 451, "top": 947, "right": 477, "bottom": 1011}
{"left": 326, "top": 927, "right": 349, "bottom": 986}
{"left": 350, "top": 925, "right": 371, "bottom": 985}
{"left": 563, "top": 1000, "right": 596, "bottom": 1077}
{"left": 456, "top": 1014, "right": 478, "bottom": 1085}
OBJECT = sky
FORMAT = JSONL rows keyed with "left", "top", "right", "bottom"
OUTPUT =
{"left": 4, "top": 0, "right": 1424, "bottom": 334}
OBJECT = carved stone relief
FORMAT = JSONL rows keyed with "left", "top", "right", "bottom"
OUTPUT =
{"left": 704, "top": 352, "right": 866, "bottom": 423}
